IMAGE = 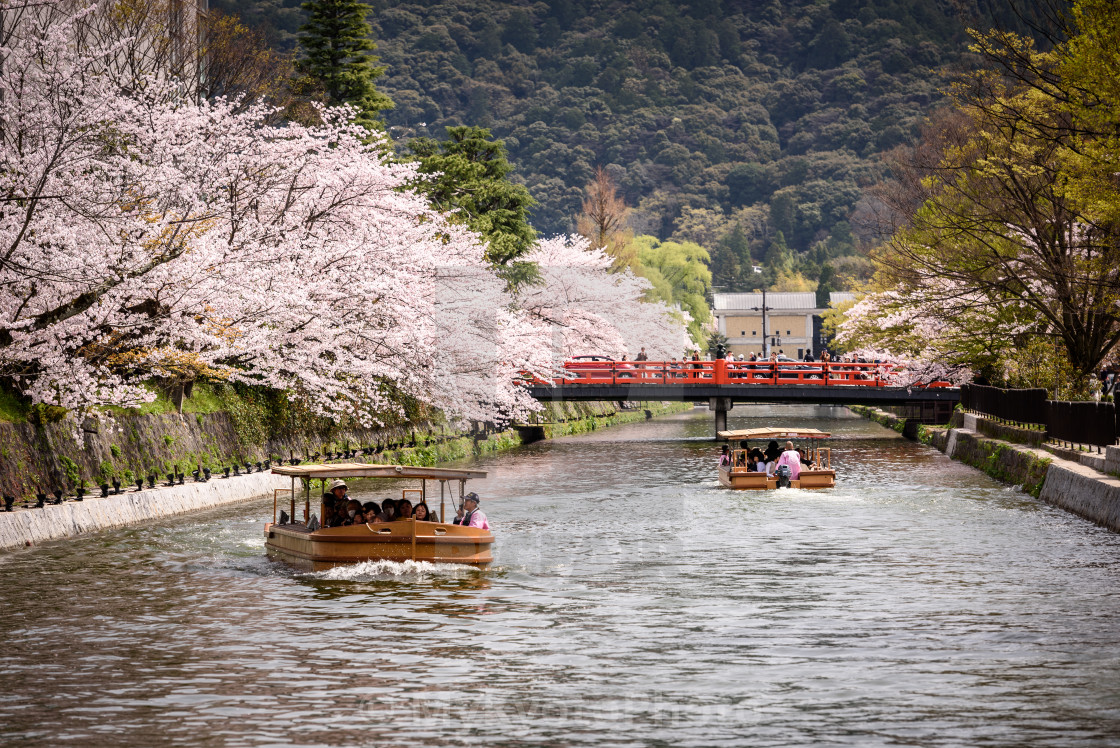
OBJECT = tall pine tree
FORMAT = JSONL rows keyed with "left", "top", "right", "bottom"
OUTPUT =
{"left": 297, "top": 0, "right": 393, "bottom": 130}
{"left": 407, "top": 126, "right": 537, "bottom": 271}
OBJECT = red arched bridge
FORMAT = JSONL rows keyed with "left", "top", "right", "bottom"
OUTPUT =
{"left": 522, "top": 359, "right": 959, "bottom": 435}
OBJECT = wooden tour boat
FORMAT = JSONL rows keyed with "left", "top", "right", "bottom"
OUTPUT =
{"left": 717, "top": 428, "right": 836, "bottom": 490}
{"left": 266, "top": 463, "right": 493, "bottom": 570}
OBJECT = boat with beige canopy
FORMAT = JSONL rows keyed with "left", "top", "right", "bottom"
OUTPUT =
{"left": 717, "top": 428, "right": 836, "bottom": 490}
{"left": 265, "top": 463, "right": 493, "bottom": 570}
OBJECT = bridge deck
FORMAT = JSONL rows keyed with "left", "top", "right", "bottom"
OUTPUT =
{"left": 526, "top": 383, "right": 960, "bottom": 405}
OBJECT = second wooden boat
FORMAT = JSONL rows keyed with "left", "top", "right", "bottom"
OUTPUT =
{"left": 717, "top": 428, "right": 836, "bottom": 490}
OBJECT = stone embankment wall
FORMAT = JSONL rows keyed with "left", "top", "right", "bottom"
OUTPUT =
{"left": 849, "top": 405, "right": 1120, "bottom": 533}
{"left": 0, "top": 472, "right": 286, "bottom": 552}
{"left": 0, "top": 400, "right": 655, "bottom": 499}
{"left": 0, "top": 401, "right": 691, "bottom": 551}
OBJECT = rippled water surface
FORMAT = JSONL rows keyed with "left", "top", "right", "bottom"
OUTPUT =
{"left": 3, "top": 405, "right": 1120, "bottom": 747}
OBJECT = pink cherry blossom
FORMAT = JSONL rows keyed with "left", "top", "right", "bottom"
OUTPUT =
{"left": 1, "top": 4, "right": 689, "bottom": 430}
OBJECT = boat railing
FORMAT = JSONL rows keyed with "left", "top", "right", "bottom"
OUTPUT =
{"left": 273, "top": 488, "right": 295, "bottom": 525}
{"left": 725, "top": 445, "right": 832, "bottom": 472}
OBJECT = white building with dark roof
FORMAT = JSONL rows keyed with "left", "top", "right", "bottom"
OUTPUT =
{"left": 713, "top": 291, "right": 856, "bottom": 358}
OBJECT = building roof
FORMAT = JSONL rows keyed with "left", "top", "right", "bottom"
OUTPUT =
{"left": 272, "top": 463, "right": 486, "bottom": 480}
{"left": 713, "top": 291, "right": 856, "bottom": 312}
{"left": 718, "top": 428, "right": 832, "bottom": 440}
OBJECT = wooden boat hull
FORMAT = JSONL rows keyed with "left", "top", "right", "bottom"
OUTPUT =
{"left": 718, "top": 467, "right": 835, "bottom": 490}
{"left": 265, "top": 518, "right": 493, "bottom": 571}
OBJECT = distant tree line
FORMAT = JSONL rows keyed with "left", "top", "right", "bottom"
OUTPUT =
{"left": 212, "top": 0, "right": 1054, "bottom": 300}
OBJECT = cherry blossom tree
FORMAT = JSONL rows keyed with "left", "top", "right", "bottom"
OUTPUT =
{"left": 1, "top": 3, "right": 691, "bottom": 432}
{"left": 835, "top": 291, "right": 980, "bottom": 386}
{"left": 518, "top": 236, "right": 690, "bottom": 363}
{"left": 0, "top": 4, "right": 543, "bottom": 427}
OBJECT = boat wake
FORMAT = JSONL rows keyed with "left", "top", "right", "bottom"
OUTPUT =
{"left": 306, "top": 559, "right": 476, "bottom": 581}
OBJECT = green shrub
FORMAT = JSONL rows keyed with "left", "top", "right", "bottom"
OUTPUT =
{"left": 59, "top": 455, "right": 81, "bottom": 486}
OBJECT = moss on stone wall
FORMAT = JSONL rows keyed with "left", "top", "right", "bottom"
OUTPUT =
{"left": 948, "top": 432, "right": 1052, "bottom": 498}
{"left": 0, "top": 395, "right": 691, "bottom": 499}
{"left": 848, "top": 405, "right": 1051, "bottom": 498}
{"left": 848, "top": 404, "right": 906, "bottom": 433}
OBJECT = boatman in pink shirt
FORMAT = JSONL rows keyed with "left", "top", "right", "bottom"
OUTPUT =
{"left": 454, "top": 492, "right": 489, "bottom": 530}
{"left": 774, "top": 441, "right": 802, "bottom": 480}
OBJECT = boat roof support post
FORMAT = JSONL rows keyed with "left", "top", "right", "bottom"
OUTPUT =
{"left": 304, "top": 478, "right": 310, "bottom": 523}
{"left": 290, "top": 477, "right": 296, "bottom": 524}
{"left": 440, "top": 480, "right": 446, "bottom": 524}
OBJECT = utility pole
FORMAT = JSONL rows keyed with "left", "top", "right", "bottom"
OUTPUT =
{"left": 751, "top": 285, "right": 772, "bottom": 358}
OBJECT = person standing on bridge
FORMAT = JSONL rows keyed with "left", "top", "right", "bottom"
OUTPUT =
{"left": 636, "top": 347, "right": 648, "bottom": 361}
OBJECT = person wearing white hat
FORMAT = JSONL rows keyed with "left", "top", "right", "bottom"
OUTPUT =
{"left": 322, "top": 479, "right": 353, "bottom": 527}
{"left": 328, "top": 479, "right": 348, "bottom": 501}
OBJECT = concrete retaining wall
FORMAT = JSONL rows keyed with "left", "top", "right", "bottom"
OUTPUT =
{"left": 1039, "top": 462, "right": 1120, "bottom": 531}
{"left": 0, "top": 472, "right": 286, "bottom": 551}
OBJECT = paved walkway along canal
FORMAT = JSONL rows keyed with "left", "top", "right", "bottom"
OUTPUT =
{"left": 2, "top": 405, "right": 1120, "bottom": 746}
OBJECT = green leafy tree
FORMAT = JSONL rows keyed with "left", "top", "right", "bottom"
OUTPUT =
{"left": 815, "top": 264, "right": 836, "bottom": 309}
{"left": 407, "top": 126, "right": 538, "bottom": 276}
{"left": 706, "top": 330, "right": 729, "bottom": 357}
{"left": 632, "top": 235, "right": 712, "bottom": 344}
{"left": 762, "top": 231, "right": 792, "bottom": 284}
{"left": 1056, "top": 0, "right": 1120, "bottom": 230}
{"left": 297, "top": 0, "right": 393, "bottom": 130}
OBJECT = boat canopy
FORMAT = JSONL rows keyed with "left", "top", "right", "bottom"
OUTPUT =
{"left": 271, "top": 463, "right": 487, "bottom": 480}
{"left": 718, "top": 428, "right": 832, "bottom": 441}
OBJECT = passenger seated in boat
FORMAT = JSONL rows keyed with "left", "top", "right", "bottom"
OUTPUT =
{"left": 735, "top": 440, "right": 751, "bottom": 467}
{"left": 398, "top": 499, "right": 413, "bottom": 519}
{"left": 363, "top": 501, "right": 380, "bottom": 516}
{"left": 381, "top": 502, "right": 398, "bottom": 522}
{"left": 341, "top": 499, "right": 362, "bottom": 524}
{"left": 321, "top": 494, "right": 337, "bottom": 527}
{"left": 719, "top": 445, "right": 731, "bottom": 467}
{"left": 413, "top": 502, "right": 432, "bottom": 521}
{"left": 798, "top": 449, "right": 814, "bottom": 469}
{"left": 764, "top": 440, "right": 781, "bottom": 463}
{"left": 774, "top": 441, "right": 802, "bottom": 480}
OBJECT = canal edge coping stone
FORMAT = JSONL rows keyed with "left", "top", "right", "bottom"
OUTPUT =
{"left": 0, "top": 472, "right": 287, "bottom": 552}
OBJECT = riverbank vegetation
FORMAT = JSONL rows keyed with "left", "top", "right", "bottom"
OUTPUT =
{"left": 836, "top": 0, "right": 1120, "bottom": 397}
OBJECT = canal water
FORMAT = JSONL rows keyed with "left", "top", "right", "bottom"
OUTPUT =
{"left": 2, "top": 405, "right": 1120, "bottom": 747}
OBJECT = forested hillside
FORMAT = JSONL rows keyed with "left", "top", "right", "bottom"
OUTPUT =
{"left": 215, "top": 0, "right": 1050, "bottom": 292}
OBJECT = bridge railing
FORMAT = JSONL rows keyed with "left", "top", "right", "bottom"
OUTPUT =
{"left": 551, "top": 360, "right": 910, "bottom": 387}
{"left": 561, "top": 360, "right": 718, "bottom": 385}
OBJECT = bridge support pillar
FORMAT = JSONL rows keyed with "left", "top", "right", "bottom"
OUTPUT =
{"left": 709, "top": 398, "right": 733, "bottom": 438}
